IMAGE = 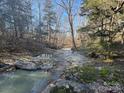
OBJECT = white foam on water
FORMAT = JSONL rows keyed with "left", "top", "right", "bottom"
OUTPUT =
{"left": 61, "top": 48, "right": 71, "bottom": 51}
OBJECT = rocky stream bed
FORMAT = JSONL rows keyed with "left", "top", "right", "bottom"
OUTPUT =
{"left": 0, "top": 48, "right": 124, "bottom": 93}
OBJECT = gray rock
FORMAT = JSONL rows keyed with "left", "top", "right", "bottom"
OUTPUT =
{"left": 0, "top": 64, "right": 15, "bottom": 72}
{"left": 15, "top": 60, "right": 54, "bottom": 71}
{"left": 51, "top": 79, "right": 123, "bottom": 93}
{"left": 38, "top": 64, "right": 53, "bottom": 70}
{"left": 15, "top": 60, "right": 37, "bottom": 70}
{"left": 89, "top": 82, "right": 123, "bottom": 93}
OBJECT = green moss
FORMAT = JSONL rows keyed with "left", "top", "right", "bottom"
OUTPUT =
{"left": 79, "top": 66, "right": 98, "bottom": 83}
{"left": 65, "top": 65, "right": 124, "bottom": 85}
{"left": 65, "top": 66, "right": 99, "bottom": 83}
{"left": 99, "top": 67, "right": 110, "bottom": 79}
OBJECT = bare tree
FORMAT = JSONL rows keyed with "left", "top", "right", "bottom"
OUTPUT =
{"left": 56, "top": 0, "right": 77, "bottom": 49}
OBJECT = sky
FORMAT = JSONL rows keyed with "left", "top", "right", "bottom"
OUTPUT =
{"left": 32, "top": 0, "right": 84, "bottom": 32}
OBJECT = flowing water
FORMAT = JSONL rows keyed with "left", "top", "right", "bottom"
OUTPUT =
{"left": 0, "top": 70, "right": 50, "bottom": 93}
{"left": 0, "top": 49, "right": 90, "bottom": 93}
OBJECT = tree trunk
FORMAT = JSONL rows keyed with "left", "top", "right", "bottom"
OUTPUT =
{"left": 68, "top": 15, "right": 77, "bottom": 49}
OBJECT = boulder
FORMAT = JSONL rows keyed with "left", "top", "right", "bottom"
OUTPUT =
{"left": 15, "top": 60, "right": 54, "bottom": 71}
{"left": 0, "top": 63, "right": 9, "bottom": 68}
{"left": 15, "top": 60, "right": 37, "bottom": 71}
{"left": 0, "top": 63, "right": 15, "bottom": 72}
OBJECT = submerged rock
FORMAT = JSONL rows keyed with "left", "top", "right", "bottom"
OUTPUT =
{"left": 38, "top": 64, "right": 53, "bottom": 70}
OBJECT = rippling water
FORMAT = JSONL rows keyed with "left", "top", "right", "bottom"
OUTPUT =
{"left": 0, "top": 70, "right": 50, "bottom": 93}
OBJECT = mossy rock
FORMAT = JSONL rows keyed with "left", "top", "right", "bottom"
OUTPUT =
{"left": 50, "top": 86, "right": 77, "bottom": 93}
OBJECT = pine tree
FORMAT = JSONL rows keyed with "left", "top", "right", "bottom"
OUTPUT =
{"left": 43, "top": 0, "right": 57, "bottom": 42}
{"left": 0, "top": 0, "right": 32, "bottom": 38}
